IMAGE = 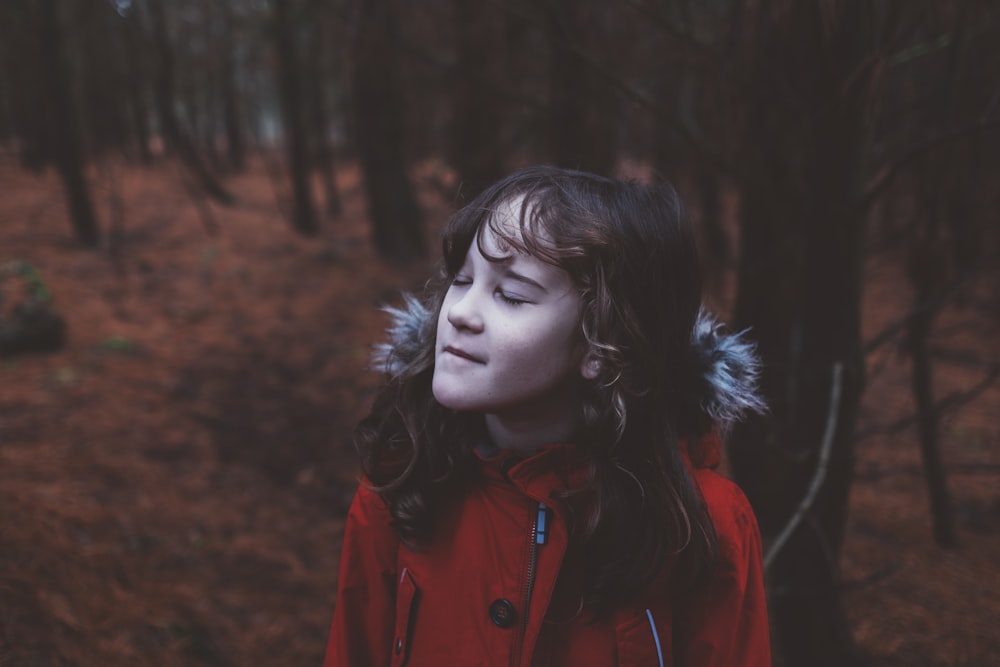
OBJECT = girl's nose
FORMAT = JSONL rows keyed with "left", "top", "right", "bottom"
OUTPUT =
{"left": 447, "top": 289, "right": 484, "bottom": 332}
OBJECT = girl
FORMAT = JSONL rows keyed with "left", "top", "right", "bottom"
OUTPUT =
{"left": 324, "top": 166, "right": 771, "bottom": 666}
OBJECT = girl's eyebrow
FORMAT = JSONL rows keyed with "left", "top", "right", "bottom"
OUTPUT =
{"left": 502, "top": 267, "right": 547, "bottom": 292}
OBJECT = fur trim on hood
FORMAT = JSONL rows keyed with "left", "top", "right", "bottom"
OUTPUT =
{"left": 371, "top": 294, "right": 435, "bottom": 376}
{"left": 372, "top": 295, "right": 766, "bottom": 426}
{"left": 691, "top": 308, "right": 767, "bottom": 425}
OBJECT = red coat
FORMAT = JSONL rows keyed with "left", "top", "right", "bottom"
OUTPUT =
{"left": 323, "top": 434, "right": 771, "bottom": 666}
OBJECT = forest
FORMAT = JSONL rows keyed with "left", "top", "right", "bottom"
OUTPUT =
{"left": 0, "top": 0, "right": 998, "bottom": 665}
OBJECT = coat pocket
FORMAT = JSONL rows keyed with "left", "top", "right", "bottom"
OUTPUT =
{"left": 391, "top": 568, "right": 419, "bottom": 667}
{"left": 615, "top": 609, "right": 671, "bottom": 667}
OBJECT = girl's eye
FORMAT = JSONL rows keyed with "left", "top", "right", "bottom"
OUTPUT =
{"left": 497, "top": 290, "right": 528, "bottom": 306}
{"left": 452, "top": 276, "right": 472, "bottom": 287}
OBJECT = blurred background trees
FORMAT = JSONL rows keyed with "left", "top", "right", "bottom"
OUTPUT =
{"left": 1, "top": 0, "right": 997, "bottom": 664}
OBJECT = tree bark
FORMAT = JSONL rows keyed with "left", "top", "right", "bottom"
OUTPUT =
{"left": 728, "top": 3, "right": 872, "bottom": 664}
{"left": 906, "top": 144, "right": 961, "bottom": 549}
{"left": 906, "top": 240, "right": 959, "bottom": 548}
{"left": 305, "top": 20, "right": 341, "bottom": 219}
{"left": 38, "top": 0, "right": 100, "bottom": 246}
{"left": 127, "top": 81, "right": 154, "bottom": 164}
{"left": 695, "top": 164, "right": 729, "bottom": 298}
{"left": 115, "top": 1, "right": 153, "bottom": 164}
{"left": 452, "top": 0, "right": 506, "bottom": 198}
{"left": 352, "top": 0, "right": 425, "bottom": 261}
{"left": 144, "top": 0, "right": 234, "bottom": 205}
{"left": 0, "top": 45, "right": 12, "bottom": 147}
{"left": 80, "top": 3, "right": 132, "bottom": 155}
{"left": 273, "top": 0, "right": 319, "bottom": 236}
{"left": 220, "top": 2, "right": 245, "bottom": 173}
{"left": 895, "top": 0, "right": 981, "bottom": 552}
{"left": 546, "top": 0, "right": 616, "bottom": 175}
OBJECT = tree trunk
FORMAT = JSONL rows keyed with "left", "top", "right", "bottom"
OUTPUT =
{"left": 898, "top": 0, "right": 974, "bottom": 551}
{"left": 0, "top": 50, "right": 12, "bottom": 147}
{"left": 695, "top": 164, "right": 729, "bottom": 297}
{"left": 128, "top": 83, "right": 154, "bottom": 164}
{"left": 732, "top": 159, "right": 866, "bottom": 667}
{"left": 906, "top": 279, "right": 959, "bottom": 548}
{"left": 352, "top": 0, "right": 425, "bottom": 261}
{"left": 728, "top": 3, "right": 872, "bottom": 664}
{"left": 452, "top": 0, "right": 505, "bottom": 198}
{"left": 144, "top": 0, "right": 234, "bottom": 205}
{"left": 305, "top": 21, "right": 341, "bottom": 219}
{"left": 220, "top": 3, "right": 245, "bottom": 173}
{"left": 118, "top": 1, "right": 153, "bottom": 164}
{"left": 80, "top": 3, "right": 132, "bottom": 155}
{"left": 273, "top": 0, "right": 319, "bottom": 236}
{"left": 546, "top": 0, "right": 616, "bottom": 175}
{"left": 193, "top": 67, "right": 225, "bottom": 175}
{"left": 38, "top": 0, "right": 100, "bottom": 246}
{"left": 220, "top": 52, "right": 245, "bottom": 172}
{"left": 906, "top": 170, "right": 960, "bottom": 548}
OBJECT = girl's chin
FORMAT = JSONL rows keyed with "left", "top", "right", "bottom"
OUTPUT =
{"left": 433, "top": 389, "right": 501, "bottom": 414}
{"left": 432, "top": 383, "right": 477, "bottom": 412}
{"left": 435, "top": 397, "right": 483, "bottom": 412}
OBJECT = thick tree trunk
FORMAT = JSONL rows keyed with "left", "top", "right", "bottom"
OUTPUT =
{"left": 695, "top": 165, "right": 729, "bottom": 297}
{"left": 39, "top": 0, "right": 100, "bottom": 246}
{"left": 728, "top": 4, "right": 872, "bottom": 665}
{"left": 352, "top": 0, "right": 425, "bottom": 261}
{"left": 80, "top": 4, "right": 132, "bottom": 155}
{"left": 546, "top": 0, "right": 616, "bottom": 176}
{"left": 732, "top": 130, "right": 866, "bottom": 667}
{"left": 273, "top": 0, "right": 319, "bottom": 236}
{"left": 452, "top": 0, "right": 505, "bottom": 198}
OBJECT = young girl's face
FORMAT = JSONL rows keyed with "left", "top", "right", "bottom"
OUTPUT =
{"left": 432, "top": 202, "right": 587, "bottom": 426}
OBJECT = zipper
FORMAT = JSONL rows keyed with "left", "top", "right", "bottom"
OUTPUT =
{"left": 524, "top": 502, "right": 549, "bottom": 619}
{"left": 512, "top": 502, "right": 548, "bottom": 667}
{"left": 645, "top": 609, "right": 665, "bottom": 667}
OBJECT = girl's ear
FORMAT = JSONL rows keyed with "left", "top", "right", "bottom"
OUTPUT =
{"left": 580, "top": 351, "right": 602, "bottom": 380}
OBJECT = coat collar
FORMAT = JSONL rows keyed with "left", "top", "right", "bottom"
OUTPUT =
{"left": 473, "top": 432, "right": 722, "bottom": 502}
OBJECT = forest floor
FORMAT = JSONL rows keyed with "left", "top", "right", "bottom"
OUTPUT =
{"left": 0, "top": 155, "right": 997, "bottom": 666}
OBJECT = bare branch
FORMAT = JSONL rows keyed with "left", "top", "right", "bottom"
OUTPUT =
{"left": 623, "top": 0, "right": 738, "bottom": 80}
{"left": 764, "top": 363, "right": 843, "bottom": 572}
{"left": 857, "top": 117, "right": 1000, "bottom": 212}
{"left": 856, "top": 365, "right": 1000, "bottom": 441}
{"left": 490, "top": 0, "right": 734, "bottom": 176}
{"left": 928, "top": 345, "right": 993, "bottom": 369}
{"left": 856, "top": 462, "right": 1000, "bottom": 482}
{"left": 840, "top": 562, "right": 902, "bottom": 591}
{"left": 863, "top": 258, "right": 994, "bottom": 355}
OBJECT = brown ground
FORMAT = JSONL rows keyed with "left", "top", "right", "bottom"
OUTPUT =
{"left": 0, "top": 156, "right": 996, "bottom": 666}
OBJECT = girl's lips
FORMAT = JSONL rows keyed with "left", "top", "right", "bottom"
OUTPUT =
{"left": 443, "top": 345, "right": 485, "bottom": 364}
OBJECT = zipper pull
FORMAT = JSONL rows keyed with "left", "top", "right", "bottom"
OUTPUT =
{"left": 535, "top": 503, "right": 551, "bottom": 545}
